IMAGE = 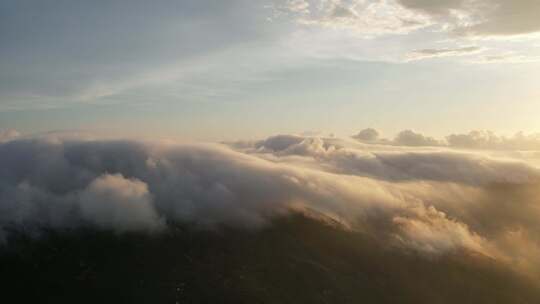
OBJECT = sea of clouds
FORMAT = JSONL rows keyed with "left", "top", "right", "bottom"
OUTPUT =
{"left": 1, "top": 129, "right": 540, "bottom": 279}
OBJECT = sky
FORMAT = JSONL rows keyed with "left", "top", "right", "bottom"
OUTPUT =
{"left": 1, "top": 0, "right": 540, "bottom": 140}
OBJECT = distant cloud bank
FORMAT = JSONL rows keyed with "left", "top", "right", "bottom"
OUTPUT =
{"left": 0, "top": 129, "right": 20, "bottom": 143}
{"left": 353, "top": 128, "right": 540, "bottom": 150}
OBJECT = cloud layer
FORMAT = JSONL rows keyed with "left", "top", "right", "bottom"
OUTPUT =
{"left": 1, "top": 133, "right": 540, "bottom": 280}
{"left": 354, "top": 128, "right": 540, "bottom": 151}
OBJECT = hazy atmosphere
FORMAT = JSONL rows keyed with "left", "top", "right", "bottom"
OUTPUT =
{"left": 2, "top": 0, "right": 540, "bottom": 139}
{"left": 1, "top": 1, "right": 540, "bottom": 303}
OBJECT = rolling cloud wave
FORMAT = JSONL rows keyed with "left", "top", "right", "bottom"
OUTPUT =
{"left": 1, "top": 134, "right": 540, "bottom": 279}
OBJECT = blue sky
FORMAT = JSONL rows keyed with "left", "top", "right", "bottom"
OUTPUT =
{"left": 1, "top": 0, "right": 540, "bottom": 140}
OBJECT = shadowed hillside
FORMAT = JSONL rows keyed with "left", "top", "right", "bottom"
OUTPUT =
{"left": 1, "top": 214, "right": 539, "bottom": 304}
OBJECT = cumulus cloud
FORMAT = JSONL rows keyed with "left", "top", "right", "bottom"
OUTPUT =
{"left": 353, "top": 128, "right": 540, "bottom": 151}
{"left": 255, "top": 134, "right": 305, "bottom": 152}
{"left": 393, "top": 130, "right": 442, "bottom": 146}
{"left": 352, "top": 128, "right": 380, "bottom": 142}
{"left": 79, "top": 174, "right": 164, "bottom": 233}
{"left": 1, "top": 134, "right": 540, "bottom": 280}
{"left": 447, "top": 130, "right": 540, "bottom": 150}
{"left": 352, "top": 128, "right": 442, "bottom": 147}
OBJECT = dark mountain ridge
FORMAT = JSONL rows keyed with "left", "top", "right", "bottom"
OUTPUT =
{"left": 1, "top": 214, "right": 539, "bottom": 304}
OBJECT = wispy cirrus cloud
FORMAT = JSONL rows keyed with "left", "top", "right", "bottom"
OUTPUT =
{"left": 276, "top": 0, "right": 540, "bottom": 38}
{"left": 406, "top": 46, "right": 484, "bottom": 61}
{"left": 397, "top": 0, "right": 540, "bottom": 38}
{"left": 273, "top": 0, "right": 431, "bottom": 36}
{"left": 274, "top": 0, "right": 540, "bottom": 63}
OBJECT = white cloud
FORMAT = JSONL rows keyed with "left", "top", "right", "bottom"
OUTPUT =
{"left": 274, "top": 0, "right": 540, "bottom": 64}
{"left": 277, "top": 0, "right": 540, "bottom": 38}
{"left": 1, "top": 134, "right": 540, "bottom": 278}
{"left": 406, "top": 46, "right": 484, "bottom": 61}
{"left": 397, "top": 0, "right": 540, "bottom": 37}
{"left": 393, "top": 130, "right": 443, "bottom": 146}
{"left": 446, "top": 130, "right": 540, "bottom": 150}
{"left": 352, "top": 128, "right": 380, "bottom": 142}
{"left": 353, "top": 128, "right": 540, "bottom": 151}
{"left": 276, "top": 0, "right": 431, "bottom": 36}
{"left": 352, "top": 128, "right": 442, "bottom": 147}
{"left": 79, "top": 174, "right": 164, "bottom": 233}
{"left": 393, "top": 205, "right": 486, "bottom": 254}
{"left": 248, "top": 133, "right": 539, "bottom": 186}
